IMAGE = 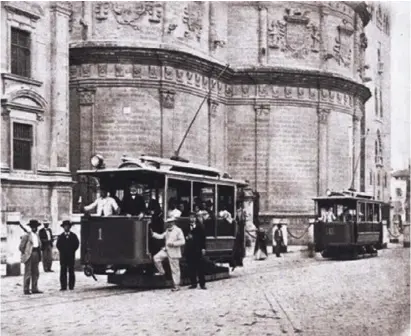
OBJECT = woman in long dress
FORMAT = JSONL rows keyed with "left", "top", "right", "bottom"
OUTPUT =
{"left": 254, "top": 227, "right": 268, "bottom": 260}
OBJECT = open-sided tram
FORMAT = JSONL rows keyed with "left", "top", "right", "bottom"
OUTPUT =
{"left": 76, "top": 154, "right": 248, "bottom": 287}
{"left": 313, "top": 190, "right": 390, "bottom": 259}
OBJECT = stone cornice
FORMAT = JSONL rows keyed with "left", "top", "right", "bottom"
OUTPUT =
{"left": 69, "top": 48, "right": 371, "bottom": 103}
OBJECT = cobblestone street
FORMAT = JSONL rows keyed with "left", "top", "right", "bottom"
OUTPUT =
{"left": 1, "top": 246, "right": 409, "bottom": 336}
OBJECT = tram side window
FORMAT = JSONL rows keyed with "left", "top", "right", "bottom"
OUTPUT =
{"left": 167, "top": 179, "right": 191, "bottom": 217}
{"left": 217, "top": 185, "right": 235, "bottom": 236}
{"left": 367, "top": 203, "right": 374, "bottom": 222}
{"left": 193, "top": 182, "right": 216, "bottom": 237}
{"left": 373, "top": 204, "right": 381, "bottom": 222}
{"left": 358, "top": 203, "right": 366, "bottom": 222}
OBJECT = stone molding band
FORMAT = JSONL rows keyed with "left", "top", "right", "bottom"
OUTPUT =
{"left": 70, "top": 47, "right": 371, "bottom": 103}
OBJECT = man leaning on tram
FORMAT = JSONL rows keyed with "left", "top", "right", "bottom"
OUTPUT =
{"left": 83, "top": 186, "right": 120, "bottom": 216}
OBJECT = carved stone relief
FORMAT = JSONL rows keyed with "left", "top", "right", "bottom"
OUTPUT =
{"left": 149, "top": 66, "right": 158, "bottom": 78}
{"left": 94, "top": 2, "right": 163, "bottom": 30}
{"left": 242, "top": 85, "right": 250, "bottom": 97}
{"left": 255, "top": 104, "right": 270, "bottom": 118}
{"left": 81, "top": 64, "right": 91, "bottom": 77}
{"left": 182, "top": 2, "right": 203, "bottom": 41}
{"left": 164, "top": 67, "right": 174, "bottom": 80}
{"left": 268, "top": 8, "right": 319, "bottom": 59}
{"left": 209, "top": 100, "right": 219, "bottom": 118}
{"left": 331, "top": 19, "right": 354, "bottom": 67}
{"left": 98, "top": 64, "right": 107, "bottom": 77}
{"left": 115, "top": 64, "right": 125, "bottom": 77}
{"left": 78, "top": 89, "right": 96, "bottom": 106}
{"left": 132, "top": 65, "right": 142, "bottom": 78}
{"left": 160, "top": 89, "right": 175, "bottom": 109}
{"left": 318, "top": 109, "right": 330, "bottom": 124}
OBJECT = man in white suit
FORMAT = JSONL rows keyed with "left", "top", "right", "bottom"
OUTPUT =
{"left": 19, "top": 219, "right": 43, "bottom": 295}
{"left": 151, "top": 217, "right": 185, "bottom": 291}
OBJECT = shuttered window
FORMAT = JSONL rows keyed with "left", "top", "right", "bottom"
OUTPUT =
{"left": 13, "top": 123, "right": 33, "bottom": 170}
{"left": 11, "top": 28, "right": 31, "bottom": 78}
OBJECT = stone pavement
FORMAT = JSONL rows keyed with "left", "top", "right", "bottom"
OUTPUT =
{"left": 1, "top": 246, "right": 409, "bottom": 336}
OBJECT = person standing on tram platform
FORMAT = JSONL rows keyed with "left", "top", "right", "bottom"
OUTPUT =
{"left": 185, "top": 212, "right": 207, "bottom": 290}
{"left": 121, "top": 183, "right": 146, "bottom": 218}
{"left": 83, "top": 187, "right": 119, "bottom": 216}
{"left": 151, "top": 217, "right": 185, "bottom": 291}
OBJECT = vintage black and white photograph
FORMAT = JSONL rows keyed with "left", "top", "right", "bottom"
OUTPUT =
{"left": 0, "top": 1, "right": 410, "bottom": 335}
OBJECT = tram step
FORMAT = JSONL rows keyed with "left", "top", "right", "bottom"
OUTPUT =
{"left": 107, "top": 267, "right": 230, "bottom": 288}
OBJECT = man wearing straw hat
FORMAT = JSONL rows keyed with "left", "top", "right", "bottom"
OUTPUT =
{"left": 19, "top": 219, "right": 43, "bottom": 295}
{"left": 151, "top": 217, "right": 185, "bottom": 291}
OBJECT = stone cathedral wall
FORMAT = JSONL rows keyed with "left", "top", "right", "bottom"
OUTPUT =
{"left": 69, "top": 1, "right": 372, "bottom": 217}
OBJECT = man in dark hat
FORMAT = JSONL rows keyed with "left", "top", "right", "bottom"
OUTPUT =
{"left": 121, "top": 183, "right": 146, "bottom": 218}
{"left": 56, "top": 220, "right": 80, "bottom": 291}
{"left": 19, "top": 219, "right": 43, "bottom": 295}
{"left": 185, "top": 212, "right": 207, "bottom": 290}
{"left": 39, "top": 220, "right": 54, "bottom": 272}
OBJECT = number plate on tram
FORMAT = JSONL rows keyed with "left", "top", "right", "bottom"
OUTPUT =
{"left": 326, "top": 227, "right": 335, "bottom": 235}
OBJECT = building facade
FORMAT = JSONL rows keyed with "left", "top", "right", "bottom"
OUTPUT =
{"left": 69, "top": 1, "right": 379, "bottom": 227}
{"left": 391, "top": 167, "right": 410, "bottom": 225}
{"left": 1, "top": 1, "right": 72, "bottom": 232}
{"left": 362, "top": 1, "right": 391, "bottom": 202}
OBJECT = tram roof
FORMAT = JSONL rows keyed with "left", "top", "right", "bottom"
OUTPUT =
{"left": 77, "top": 165, "right": 248, "bottom": 187}
{"left": 313, "top": 195, "right": 386, "bottom": 204}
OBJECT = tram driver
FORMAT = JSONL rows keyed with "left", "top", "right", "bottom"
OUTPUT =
{"left": 83, "top": 186, "right": 120, "bottom": 216}
{"left": 319, "top": 207, "right": 336, "bottom": 223}
{"left": 121, "top": 183, "right": 146, "bottom": 218}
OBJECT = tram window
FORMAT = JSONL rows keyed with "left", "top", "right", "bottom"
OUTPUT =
{"left": 193, "top": 182, "right": 216, "bottom": 237}
{"left": 167, "top": 179, "right": 191, "bottom": 217}
{"left": 367, "top": 203, "right": 374, "bottom": 222}
{"left": 217, "top": 185, "right": 235, "bottom": 236}
{"left": 358, "top": 203, "right": 366, "bottom": 222}
{"left": 373, "top": 204, "right": 380, "bottom": 222}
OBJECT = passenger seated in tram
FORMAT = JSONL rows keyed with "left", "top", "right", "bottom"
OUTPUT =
{"left": 178, "top": 201, "right": 190, "bottom": 217}
{"left": 318, "top": 207, "right": 336, "bottom": 223}
{"left": 339, "top": 207, "right": 353, "bottom": 222}
{"left": 167, "top": 198, "right": 182, "bottom": 218}
{"left": 83, "top": 186, "right": 120, "bottom": 217}
{"left": 218, "top": 204, "right": 233, "bottom": 224}
{"left": 197, "top": 201, "right": 210, "bottom": 221}
{"left": 121, "top": 183, "right": 146, "bottom": 218}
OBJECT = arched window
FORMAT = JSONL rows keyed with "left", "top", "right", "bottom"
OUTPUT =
{"left": 377, "top": 172, "right": 381, "bottom": 186}
{"left": 379, "top": 89, "right": 383, "bottom": 117}
{"left": 369, "top": 170, "right": 373, "bottom": 185}
{"left": 384, "top": 172, "right": 388, "bottom": 188}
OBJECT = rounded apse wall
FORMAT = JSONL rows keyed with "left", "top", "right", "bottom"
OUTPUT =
{"left": 69, "top": 1, "right": 371, "bottom": 215}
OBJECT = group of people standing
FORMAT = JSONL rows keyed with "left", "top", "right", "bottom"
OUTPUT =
{"left": 18, "top": 219, "right": 79, "bottom": 295}
{"left": 252, "top": 224, "right": 285, "bottom": 260}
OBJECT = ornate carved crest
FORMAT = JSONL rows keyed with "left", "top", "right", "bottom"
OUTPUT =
{"left": 110, "top": 2, "right": 163, "bottom": 30}
{"left": 95, "top": 2, "right": 110, "bottom": 21}
{"left": 259, "top": 85, "right": 268, "bottom": 97}
{"left": 182, "top": 2, "right": 203, "bottom": 41}
{"left": 333, "top": 19, "right": 354, "bottom": 67}
{"left": 176, "top": 69, "right": 184, "bottom": 82}
{"left": 225, "top": 85, "right": 233, "bottom": 97}
{"left": 309, "top": 88, "right": 317, "bottom": 100}
{"left": 160, "top": 89, "right": 175, "bottom": 109}
{"left": 284, "top": 86, "right": 292, "bottom": 98}
{"left": 186, "top": 71, "right": 193, "bottom": 84}
{"left": 272, "top": 86, "right": 280, "bottom": 98}
{"left": 268, "top": 8, "right": 319, "bottom": 58}
{"left": 202, "top": 77, "right": 208, "bottom": 88}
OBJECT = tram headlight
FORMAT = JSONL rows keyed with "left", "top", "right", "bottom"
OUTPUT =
{"left": 91, "top": 154, "right": 105, "bottom": 169}
{"left": 326, "top": 189, "right": 332, "bottom": 196}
